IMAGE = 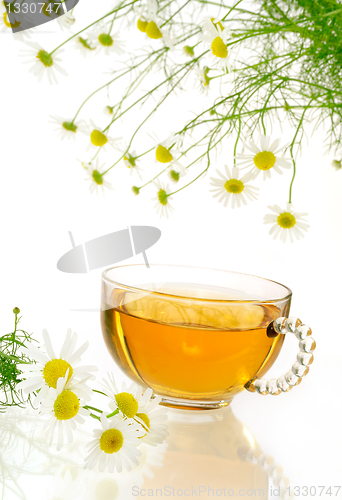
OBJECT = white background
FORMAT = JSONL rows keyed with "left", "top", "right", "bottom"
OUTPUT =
{"left": 1, "top": 0, "right": 342, "bottom": 498}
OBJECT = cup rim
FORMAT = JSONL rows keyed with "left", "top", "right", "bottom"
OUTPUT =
{"left": 101, "top": 264, "right": 292, "bottom": 304}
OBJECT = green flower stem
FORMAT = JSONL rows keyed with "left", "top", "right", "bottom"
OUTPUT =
{"left": 169, "top": 126, "right": 229, "bottom": 197}
{"left": 72, "top": 49, "right": 167, "bottom": 123}
{"left": 221, "top": 0, "right": 245, "bottom": 22}
{"left": 102, "top": 57, "right": 203, "bottom": 174}
{"left": 103, "top": 41, "right": 206, "bottom": 132}
{"left": 136, "top": 128, "right": 216, "bottom": 190}
{"left": 160, "top": 0, "right": 191, "bottom": 28}
{"left": 288, "top": 100, "right": 312, "bottom": 204}
{"left": 106, "top": 409, "right": 119, "bottom": 418}
{"left": 49, "top": 1, "right": 136, "bottom": 56}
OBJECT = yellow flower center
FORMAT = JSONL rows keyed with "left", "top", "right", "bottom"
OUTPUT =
{"left": 99, "top": 429, "right": 124, "bottom": 454}
{"left": 277, "top": 212, "right": 296, "bottom": 229}
{"left": 91, "top": 130, "right": 108, "bottom": 147}
{"left": 137, "top": 18, "right": 148, "bottom": 32}
{"left": 156, "top": 145, "right": 173, "bottom": 163}
{"left": 224, "top": 179, "right": 244, "bottom": 194}
{"left": 146, "top": 21, "right": 162, "bottom": 39}
{"left": 54, "top": 390, "right": 79, "bottom": 420}
{"left": 115, "top": 392, "right": 138, "bottom": 418}
{"left": 136, "top": 412, "right": 150, "bottom": 433}
{"left": 253, "top": 151, "right": 276, "bottom": 171}
{"left": 211, "top": 37, "right": 228, "bottom": 58}
{"left": 43, "top": 359, "right": 73, "bottom": 388}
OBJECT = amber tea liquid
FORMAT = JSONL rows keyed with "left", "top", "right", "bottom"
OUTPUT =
{"left": 101, "top": 284, "right": 284, "bottom": 405}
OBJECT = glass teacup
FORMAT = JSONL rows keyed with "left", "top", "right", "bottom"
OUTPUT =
{"left": 100, "top": 265, "right": 315, "bottom": 409}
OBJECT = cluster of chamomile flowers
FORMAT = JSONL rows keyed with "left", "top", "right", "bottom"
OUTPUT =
{"left": 14, "top": 0, "right": 312, "bottom": 243}
{"left": 16, "top": 328, "right": 168, "bottom": 473}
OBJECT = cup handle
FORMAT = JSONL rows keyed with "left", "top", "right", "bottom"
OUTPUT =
{"left": 245, "top": 317, "right": 316, "bottom": 395}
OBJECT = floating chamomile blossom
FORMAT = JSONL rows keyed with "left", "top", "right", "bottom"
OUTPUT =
{"left": 86, "top": 120, "right": 122, "bottom": 152}
{"left": 75, "top": 36, "right": 96, "bottom": 57}
{"left": 41, "top": 370, "right": 91, "bottom": 451}
{"left": 332, "top": 159, "right": 341, "bottom": 170}
{"left": 264, "top": 203, "right": 310, "bottom": 243}
{"left": 57, "top": 12, "right": 76, "bottom": 31}
{"left": 17, "top": 328, "right": 97, "bottom": 406}
{"left": 200, "top": 18, "right": 231, "bottom": 71}
{"left": 152, "top": 180, "right": 174, "bottom": 218}
{"left": 132, "top": 388, "right": 168, "bottom": 447}
{"left": 235, "top": 135, "right": 291, "bottom": 180}
{"left": 50, "top": 115, "right": 86, "bottom": 140}
{"left": 84, "top": 159, "right": 112, "bottom": 195}
{"left": 22, "top": 42, "right": 67, "bottom": 84}
{"left": 84, "top": 413, "right": 142, "bottom": 473}
{"left": 92, "top": 24, "right": 125, "bottom": 56}
{"left": 210, "top": 166, "right": 258, "bottom": 208}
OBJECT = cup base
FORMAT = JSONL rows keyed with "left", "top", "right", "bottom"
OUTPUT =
{"left": 159, "top": 396, "right": 233, "bottom": 411}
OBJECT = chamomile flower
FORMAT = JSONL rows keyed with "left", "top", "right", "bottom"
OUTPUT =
{"left": 22, "top": 42, "right": 67, "bottom": 84}
{"left": 168, "top": 164, "right": 186, "bottom": 183}
{"left": 263, "top": 203, "right": 310, "bottom": 243}
{"left": 200, "top": 18, "right": 231, "bottom": 71}
{"left": 235, "top": 135, "right": 292, "bottom": 180}
{"left": 41, "top": 371, "right": 90, "bottom": 451}
{"left": 103, "top": 377, "right": 168, "bottom": 447}
{"left": 124, "top": 151, "right": 141, "bottom": 175}
{"left": 84, "top": 413, "right": 142, "bottom": 473}
{"left": 152, "top": 133, "right": 185, "bottom": 174}
{"left": 102, "top": 375, "right": 144, "bottom": 419}
{"left": 132, "top": 388, "right": 168, "bottom": 447}
{"left": 210, "top": 166, "right": 258, "bottom": 208}
{"left": 16, "top": 328, "right": 97, "bottom": 406}
{"left": 84, "top": 158, "right": 112, "bottom": 195}
{"left": 50, "top": 115, "right": 86, "bottom": 140}
{"left": 136, "top": 0, "right": 172, "bottom": 46}
{"left": 104, "top": 104, "right": 114, "bottom": 117}
{"left": 152, "top": 180, "right": 174, "bottom": 218}
{"left": 116, "top": 146, "right": 143, "bottom": 178}
{"left": 195, "top": 66, "right": 211, "bottom": 95}
{"left": 92, "top": 23, "right": 125, "bottom": 56}
{"left": 86, "top": 120, "right": 122, "bottom": 152}
{"left": 57, "top": 12, "right": 76, "bottom": 31}
{"left": 75, "top": 36, "right": 96, "bottom": 57}
{"left": 183, "top": 45, "right": 195, "bottom": 57}
{"left": 332, "top": 159, "right": 341, "bottom": 170}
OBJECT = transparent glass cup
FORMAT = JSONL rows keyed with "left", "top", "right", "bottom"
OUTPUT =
{"left": 100, "top": 265, "right": 313, "bottom": 410}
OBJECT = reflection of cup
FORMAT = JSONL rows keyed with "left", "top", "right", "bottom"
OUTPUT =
{"left": 101, "top": 265, "right": 314, "bottom": 409}
{"left": 127, "top": 407, "right": 270, "bottom": 499}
